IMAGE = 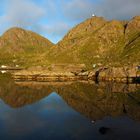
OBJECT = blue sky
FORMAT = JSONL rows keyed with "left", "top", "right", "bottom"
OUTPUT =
{"left": 0, "top": 0, "right": 140, "bottom": 43}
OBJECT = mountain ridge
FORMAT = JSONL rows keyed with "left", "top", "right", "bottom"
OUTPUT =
{"left": 46, "top": 16, "right": 140, "bottom": 68}
{"left": 0, "top": 27, "right": 54, "bottom": 66}
{"left": 0, "top": 16, "right": 140, "bottom": 68}
{"left": 0, "top": 27, "right": 53, "bottom": 53}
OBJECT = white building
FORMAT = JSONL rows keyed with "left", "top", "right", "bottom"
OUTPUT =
{"left": 1, "top": 70, "right": 6, "bottom": 74}
{"left": 1, "top": 65, "right": 7, "bottom": 68}
{"left": 93, "top": 64, "right": 96, "bottom": 68}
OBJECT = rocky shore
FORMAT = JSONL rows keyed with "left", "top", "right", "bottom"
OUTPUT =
{"left": 97, "top": 66, "right": 140, "bottom": 83}
{"left": 12, "top": 70, "right": 90, "bottom": 82}
{"left": 12, "top": 64, "right": 140, "bottom": 84}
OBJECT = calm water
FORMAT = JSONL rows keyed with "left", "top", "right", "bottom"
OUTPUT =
{"left": 0, "top": 73, "right": 140, "bottom": 140}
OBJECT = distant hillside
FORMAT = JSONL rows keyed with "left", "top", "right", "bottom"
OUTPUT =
{"left": 122, "top": 16, "right": 140, "bottom": 63}
{"left": 46, "top": 16, "right": 140, "bottom": 68}
{"left": 0, "top": 16, "right": 140, "bottom": 68}
{"left": 0, "top": 27, "right": 54, "bottom": 66}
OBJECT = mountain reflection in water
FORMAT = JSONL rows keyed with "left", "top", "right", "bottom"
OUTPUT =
{"left": 0, "top": 74, "right": 140, "bottom": 140}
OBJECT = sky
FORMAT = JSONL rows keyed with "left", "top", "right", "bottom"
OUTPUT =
{"left": 0, "top": 0, "right": 140, "bottom": 43}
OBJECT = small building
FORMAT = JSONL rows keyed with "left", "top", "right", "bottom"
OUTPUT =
{"left": 93, "top": 64, "right": 96, "bottom": 68}
{"left": 1, "top": 70, "right": 6, "bottom": 74}
{"left": 1, "top": 65, "right": 7, "bottom": 68}
{"left": 136, "top": 65, "right": 140, "bottom": 70}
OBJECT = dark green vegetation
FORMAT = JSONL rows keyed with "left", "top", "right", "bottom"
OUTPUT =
{"left": 0, "top": 16, "right": 140, "bottom": 68}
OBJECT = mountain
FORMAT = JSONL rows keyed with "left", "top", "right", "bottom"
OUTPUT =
{"left": 122, "top": 16, "right": 140, "bottom": 63}
{"left": 0, "top": 27, "right": 53, "bottom": 53}
{"left": 46, "top": 16, "right": 140, "bottom": 68}
{"left": 0, "top": 16, "right": 140, "bottom": 68}
{"left": 0, "top": 27, "right": 54, "bottom": 66}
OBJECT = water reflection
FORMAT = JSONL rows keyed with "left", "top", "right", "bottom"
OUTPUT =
{"left": 0, "top": 93, "right": 98, "bottom": 140}
{"left": 1, "top": 74, "right": 140, "bottom": 121}
{"left": 0, "top": 74, "right": 140, "bottom": 140}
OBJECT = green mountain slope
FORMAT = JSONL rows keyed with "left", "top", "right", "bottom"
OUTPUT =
{"left": 46, "top": 16, "right": 140, "bottom": 68}
{"left": 0, "top": 16, "right": 140, "bottom": 68}
{"left": 0, "top": 27, "right": 54, "bottom": 66}
{"left": 122, "top": 16, "right": 140, "bottom": 63}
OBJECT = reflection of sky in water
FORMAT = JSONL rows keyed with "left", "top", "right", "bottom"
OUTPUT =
{"left": 0, "top": 93, "right": 96, "bottom": 140}
{"left": 0, "top": 92, "right": 140, "bottom": 140}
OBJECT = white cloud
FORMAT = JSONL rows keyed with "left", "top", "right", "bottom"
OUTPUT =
{"left": 62, "top": 0, "right": 140, "bottom": 20}
{"left": 0, "top": 0, "right": 140, "bottom": 43}
{"left": 63, "top": 0, "right": 94, "bottom": 20}
{"left": 44, "top": 23, "right": 70, "bottom": 36}
{"left": 0, "top": 0, "right": 45, "bottom": 33}
{"left": 31, "top": 22, "right": 71, "bottom": 43}
{"left": 94, "top": 0, "right": 140, "bottom": 20}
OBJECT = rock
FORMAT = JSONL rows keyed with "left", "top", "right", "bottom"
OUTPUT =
{"left": 12, "top": 65, "right": 140, "bottom": 83}
{"left": 125, "top": 16, "right": 140, "bottom": 44}
{"left": 136, "top": 71, "right": 140, "bottom": 77}
{"left": 91, "top": 120, "right": 95, "bottom": 124}
{"left": 88, "top": 71, "right": 96, "bottom": 79}
{"left": 99, "top": 127, "right": 110, "bottom": 135}
{"left": 49, "top": 64, "right": 86, "bottom": 72}
{"left": 27, "top": 66, "right": 46, "bottom": 71}
{"left": 97, "top": 66, "right": 139, "bottom": 83}
{"left": 99, "top": 67, "right": 134, "bottom": 78}
{"left": 78, "top": 71, "right": 89, "bottom": 76}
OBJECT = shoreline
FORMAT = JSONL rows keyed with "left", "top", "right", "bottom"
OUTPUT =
{"left": 11, "top": 66, "right": 140, "bottom": 84}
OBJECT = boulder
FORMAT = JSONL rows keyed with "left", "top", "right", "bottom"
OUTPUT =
{"left": 78, "top": 71, "right": 89, "bottom": 76}
{"left": 98, "top": 66, "right": 139, "bottom": 83}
